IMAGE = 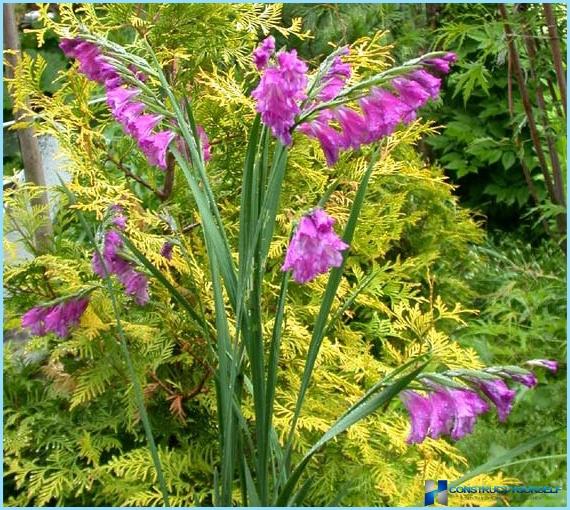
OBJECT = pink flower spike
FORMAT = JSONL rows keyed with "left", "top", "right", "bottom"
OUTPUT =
{"left": 392, "top": 76, "right": 431, "bottom": 109}
{"left": 317, "top": 53, "right": 352, "bottom": 102}
{"left": 59, "top": 38, "right": 82, "bottom": 58}
{"left": 475, "top": 378, "right": 516, "bottom": 422}
{"left": 408, "top": 70, "right": 441, "bottom": 99}
{"left": 334, "top": 106, "right": 368, "bottom": 150}
{"left": 298, "top": 114, "right": 344, "bottom": 166}
{"left": 21, "top": 306, "right": 50, "bottom": 336}
{"left": 114, "top": 102, "right": 145, "bottom": 128}
{"left": 251, "top": 49, "right": 308, "bottom": 145}
{"left": 282, "top": 208, "right": 348, "bottom": 283}
{"left": 400, "top": 391, "right": 431, "bottom": 444}
{"left": 160, "top": 241, "right": 174, "bottom": 261}
{"left": 138, "top": 130, "right": 176, "bottom": 170}
{"left": 359, "top": 88, "right": 408, "bottom": 139}
{"left": 423, "top": 53, "right": 457, "bottom": 75}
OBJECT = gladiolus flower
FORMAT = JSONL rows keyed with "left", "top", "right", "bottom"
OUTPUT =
{"left": 252, "top": 36, "right": 275, "bottom": 70}
{"left": 525, "top": 359, "right": 558, "bottom": 373}
{"left": 282, "top": 208, "right": 348, "bottom": 283}
{"left": 22, "top": 298, "right": 89, "bottom": 338}
{"left": 160, "top": 242, "right": 174, "bottom": 261}
{"left": 400, "top": 391, "right": 432, "bottom": 444}
{"left": 251, "top": 49, "right": 308, "bottom": 145}
{"left": 474, "top": 378, "right": 516, "bottom": 422}
{"left": 138, "top": 131, "right": 176, "bottom": 170}
{"left": 317, "top": 50, "right": 351, "bottom": 101}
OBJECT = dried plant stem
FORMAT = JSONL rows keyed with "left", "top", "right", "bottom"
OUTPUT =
{"left": 520, "top": 20, "right": 565, "bottom": 209}
{"left": 499, "top": 4, "right": 565, "bottom": 237}
{"left": 3, "top": 4, "right": 53, "bottom": 252}
{"left": 543, "top": 4, "right": 567, "bottom": 116}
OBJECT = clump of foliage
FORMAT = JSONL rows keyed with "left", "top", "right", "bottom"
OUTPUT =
{"left": 455, "top": 236, "right": 566, "bottom": 506}
{"left": 3, "top": 4, "right": 562, "bottom": 507}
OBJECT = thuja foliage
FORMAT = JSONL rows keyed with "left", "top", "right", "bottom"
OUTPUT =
{"left": 3, "top": 4, "right": 555, "bottom": 507}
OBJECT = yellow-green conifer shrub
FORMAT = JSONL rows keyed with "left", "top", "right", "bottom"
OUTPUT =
{"left": 4, "top": 4, "right": 516, "bottom": 506}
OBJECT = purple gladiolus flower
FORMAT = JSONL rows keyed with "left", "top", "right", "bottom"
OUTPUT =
{"left": 103, "top": 230, "right": 123, "bottom": 260}
{"left": 400, "top": 391, "right": 431, "bottom": 444}
{"left": 282, "top": 208, "right": 349, "bottom": 284}
{"left": 476, "top": 378, "right": 516, "bottom": 422}
{"left": 114, "top": 102, "right": 146, "bottom": 128}
{"left": 251, "top": 49, "right": 308, "bottom": 145}
{"left": 22, "top": 298, "right": 88, "bottom": 338}
{"left": 138, "top": 131, "right": 176, "bottom": 170}
{"left": 112, "top": 214, "right": 127, "bottom": 230}
{"left": 298, "top": 115, "right": 344, "bottom": 166}
{"left": 127, "top": 114, "right": 163, "bottom": 140}
{"left": 334, "top": 106, "right": 369, "bottom": 150}
{"left": 448, "top": 389, "right": 489, "bottom": 440}
{"left": 510, "top": 372, "right": 539, "bottom": 388}
{"left": 421, "top": 388, "right": 489, "bottom": 442}
{"left": 61, "top": 38, "right": 121, "bottom": 85}
{"left": 128, "top": 64, "right": 147, "bottom": 82}
{"left": 197, "top": 125, "right": 212, "bottom": 162}
{"left": 391, "top": 76, "right": 431, "bottom": 110}
{"left": 116, "top": 266, "right": 149, "bottom": 305}
{"left": 426, "top": 389, "right": 455, "bottom": 439}
{"left": 107, "top": 87, "right": 141, "bottom": 116}
{"left": 423, "top": 52, "right": 457, "bottom": 74}
{"left": 252, "top": 36, "right": 275, "bottom": 70}
{"left": 21, "top": 306, "right": 50, "bottom": 336}
{"left": 91, "top": 227, "right": 150, "bottom": 305}
{"left": 525, "top": 359, "right": 559, "bottom": 373}
{"left": 408, "top": 70, "right": 441, "bottom": 99}
{"left": 59, "top": 38, "right": 82, "bottom": 57}
{"left": 359, "top": 88, "right": 410, "bottom": 140}
{"left": 317, "top": 50, "right": 351, "bottom": 101}
{"left": 161, "top": 241, "right": 174, "bottom": 261}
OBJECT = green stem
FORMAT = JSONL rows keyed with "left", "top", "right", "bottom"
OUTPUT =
{"left": 59, "top": 180, "right": 170, "bottom": 506}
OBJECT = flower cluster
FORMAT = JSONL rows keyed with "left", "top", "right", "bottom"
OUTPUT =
{"left": 251, "top": 38, "right": 456, "bottom": 166}
{"left": 401, "top": 361, "right": 558, "bottom": 444}
{"left": 60, "top": 38, "right": 211, "bottom": 169}
{"left": 21, "top": 297, "right": 89, "bottom": 338}
{"left": 299, "top": 60, "right": 452, "bottom": 166}
{"left": 251, "top": 44, "right": 308, "bottom": 145}
{"left": 282, "top": 208, "right": 348, "bottom": 283}
{"left": 91, "top": 209, "right": 150, "bottom": 305}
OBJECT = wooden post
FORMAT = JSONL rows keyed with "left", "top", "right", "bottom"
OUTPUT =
{"left": 3, "top": 3, "right": 53, "bottom": 253}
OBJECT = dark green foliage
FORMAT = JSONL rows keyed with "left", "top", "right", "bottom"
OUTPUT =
{"left": 282, "top": 3, "right": 567, "bottom": 235}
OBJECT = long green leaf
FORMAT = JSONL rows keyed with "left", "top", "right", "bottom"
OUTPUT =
{"left": 277, "top": 359, "right": 426, "bottom": 506}
{"left": 171, "top": 147, "right": 237, "bottom": 309}
{"left": 285, "top": 146, "right": 381, "bottom": 464}
{"left": 207, "top": 243, "right": 237, "bottom": 506}
{"left": 450, "top": 427, "right": 564, "bottom": 487}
